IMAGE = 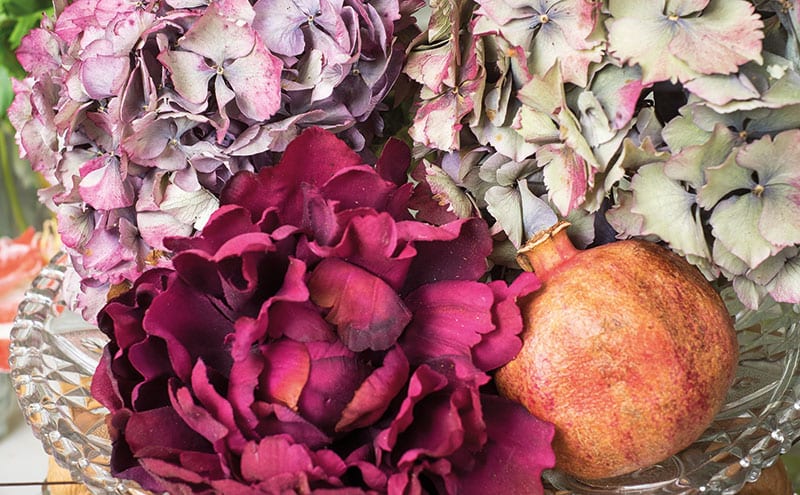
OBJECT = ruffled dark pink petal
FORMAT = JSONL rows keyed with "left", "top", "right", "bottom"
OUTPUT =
{"left": 92, "top": 128, "right": 553, "bottom": 494}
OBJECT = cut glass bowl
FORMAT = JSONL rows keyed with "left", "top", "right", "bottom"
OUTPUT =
{"left": 9, "top": 252, "right": 800, "bottom": 494}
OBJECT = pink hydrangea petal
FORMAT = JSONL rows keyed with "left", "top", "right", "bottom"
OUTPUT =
{"left": 78, "top": 156, "right": 135, "bottom": 210}
{"left": 81, "top": 55, "right": 131, "bottom": 99}
{"left": 225, "top": 41, "right": 283, "bottom": 121}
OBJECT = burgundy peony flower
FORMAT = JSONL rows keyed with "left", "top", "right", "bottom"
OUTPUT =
{"left": 92, "top": 128, "right": 555, "bottom": 494}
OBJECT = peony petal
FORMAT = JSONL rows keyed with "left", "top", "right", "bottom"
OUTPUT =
{"left": 457, "top": 395, "right": 555, "bottom": 495}
{"left": 472, "top": 274, "right": 541, "bottom": 371}
{"left": 335, "top": 346, "right": 409, "bottom": 432}
{"left": 296, "top": 340, "right": 368, "bottom": 431}
{"left": 125, "top": 406, "right": 212, "bottom": 458}
{"left": 401, "top": 280, "right": 494, "bottom": 365}
{"left": 240, "top": 436, "right": 315, "bottom": 482}
{"left": 170, "top": 384, "right": 230, "bottom": 446}
{"left": 259, "top": 340, "right": 311, "bottom": 410}
{"left": 308, "top": 258, "right": 412, "bottom": 352}
{"left": 400, "top": 218, "right": 492, "bottom": 293}
{"left": 144, "top": 278, "right": 234, "bottom": 381}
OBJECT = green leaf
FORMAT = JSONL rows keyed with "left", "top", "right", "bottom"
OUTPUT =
{"left": 0, "top": 65, "right": 13, "bottom": 115}
{"left": 9, "top": 11, "right": 47, "bottom": 49}
{"left": 1, "top": 0, "right": 52, "bottom": 17}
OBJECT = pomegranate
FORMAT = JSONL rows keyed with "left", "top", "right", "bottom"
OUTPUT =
{"left": 495, "top": 221, "right": 738, "bottom": 480}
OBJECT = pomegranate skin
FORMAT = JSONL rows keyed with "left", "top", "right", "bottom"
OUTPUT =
{"left": 495, "top": 235, "right": 738, "bottom": 480}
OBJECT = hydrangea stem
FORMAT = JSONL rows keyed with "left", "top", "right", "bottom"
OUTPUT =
{"left": 0, "top": 124, "right": 26, "bottom": 235}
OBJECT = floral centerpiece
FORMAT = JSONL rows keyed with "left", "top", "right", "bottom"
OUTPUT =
{"left": 8, "top": 0, "right": 800, "bottom": 492}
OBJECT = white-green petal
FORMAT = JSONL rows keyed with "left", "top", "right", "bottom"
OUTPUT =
{"left": 737, "top": 130, "right": 800, "bottom": 185}
{"left": 630, "top": 163, "right": 710, "bottom": 260}
{"left": 768, "top": 255, "right": 800, "bottom": 304}
{"left": 520, "top": 181, "right": 559, "bottom": 242}
{"left": 709, "top": 194, "right": 774, "bottom": 269}
{"left": 712, "top": 238, "right": 748, "bottom": 277}
{"left": 663, "top": 125, "right": 736, "bottom": 189}
{"left": 160, "top": 184, "right": 220, "bottom": 230}
{"left": 697, "top": 152, "right": 755, "bottom": 210}
{"left": 732, "top": 275, "right": 766, "bottom": 310}
{"left": 513, "top": 106, "right": 560, "bottom": 145}
{"left": 661, "top": 112, "right": 714, "bottom": 152}
{"left": 538, "top": 144, "right": 589, "bottom": 216}
{"left": 759, "top": 184, "right": 800, "bottom": 248}
{"left": 485, "top": 185, "right": 525, "bottom": 247}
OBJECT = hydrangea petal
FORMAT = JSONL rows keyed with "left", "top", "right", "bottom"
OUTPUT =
{"left": 78, "top": 157, "right": 135, "bottom": 210}
{"left": 158, "top": 49, "right": 215, "bottom": 106}
{"left": 630, "top": 163, "right": 711, "bottom": 260}
{"left": 769, "top": 255, "right": 800, "bottom": 304}
{"left": 180, "top": 5, "right": 256, "bottom": 62}
{"left": 607, "top": 0, "right": 763, "bottom": 84}
{"left": 224, "top": 41, "right": 283, "bottom": 121}
{"left": 709, "top": 194, "right": 774, "bottom": 268}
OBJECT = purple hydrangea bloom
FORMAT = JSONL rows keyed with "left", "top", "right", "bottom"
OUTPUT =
{"left": 10, "top": 0, "right": 412, "bottom": 322}
{"left": 92, "top": 128, "right": 555, "bottom": 494}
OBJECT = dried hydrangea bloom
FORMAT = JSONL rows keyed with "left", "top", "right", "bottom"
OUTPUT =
{"left": 92, "top": 128, "right": 555, "bottom": 494}
{"left": 606, "top": 0, "right": 764, "bottom": 85}
{"left": 10, "top": 0, "right": 411, "bottom": 321}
